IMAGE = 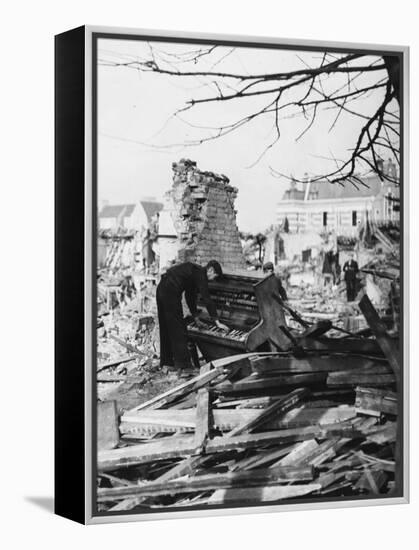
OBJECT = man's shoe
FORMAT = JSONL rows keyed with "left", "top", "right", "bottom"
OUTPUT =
{"left": 161, "top": 364, "right": 176, "bottom": 374}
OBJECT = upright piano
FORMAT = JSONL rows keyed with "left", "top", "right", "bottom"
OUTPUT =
{"left": 186, "top": 272, "right": 291, "bottom": 362}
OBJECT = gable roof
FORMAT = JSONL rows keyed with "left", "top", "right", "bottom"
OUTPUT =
{"left": 99, "top": 204, "right": 136, "bottom": 218}
{"left": 309, "top": 175, "right": 384, "bottom": 200}
{"left": 140, "top": 200, "right": 163, "bottom": 222}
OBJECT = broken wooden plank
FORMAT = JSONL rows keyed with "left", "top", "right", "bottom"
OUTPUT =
{"left": 301, "top": 320, "right": 332, "bottom": 339}
{"left": 355, "top": 386, "right": 397, "bottom": 416}
{"left": 126, "top": 354, "right": 263, "bottom": 413}
{"left": 302, "top": 438, "right": 347, "bottom": 467}
{"left": 274, "top": 439, "right": 319, "bottom": 466}
{"left": 206, "top": 422, "right": 359, "bottom": 455}
{"left": 364, "top": 422, "right": 397, "bottom": 445}
{"left": 98, "top": 434, "right": 195, "bottom": 472}
{"left": 194, "top": 364, "right": 212, "bottom": 451}
{"left": 207, "top": 483, "right": 322, "bottom": 505}
{"left": 120, "top": 405, "right": 357, "bottom": 436}
{"left": 316, "top": 471, "right": 347, "bottom": 490}
{"left": 327, "top": 371, "right": 395, "bottom": 387}
{"left": 358, "top": 294, "right": 400, "bottom": 384}
{"left": 97, "top": 465, "right": 315, "bottom": 501}
{"left": 228, "top": 388, "right": 309, "bottom": 437}
{"left": 298, "top": 336, "right": 384, "bottom": 356}
{"left": 230, "top": 443, "right": 300, "bottom": 472}
{"left": 356, "top": 452, "right": 396, "bottom": 473}
{"left": 249, "top": 355, "right": 386, "bottom": 375}
{"left": 217, "top": 373, "right": 326, "bottom": 394}
{"left": 215, "top": 396, "right": 280, "bottom": 409}
{"left": 97, "top": 400, "right": 119, "bottom": 451}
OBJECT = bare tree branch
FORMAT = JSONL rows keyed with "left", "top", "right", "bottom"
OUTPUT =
{"left": 99, "top": 44, "right": 400, "bottom": 184}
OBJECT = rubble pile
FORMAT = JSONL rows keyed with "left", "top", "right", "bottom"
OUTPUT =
{"left": 96, "top": 315, "right": 400, "bottom": 512}
{"left": 96, "top": 272, "right": 166, "bottom": 407}
{"left": 95, "top": 178, "right": 401, "bottom": 513}
{"left": 98, "top": 229, "right": 138, "bottom": 271}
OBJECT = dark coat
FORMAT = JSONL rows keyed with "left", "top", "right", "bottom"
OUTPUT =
{"left": 343, "top": 259, "right": 359, "bottom": 281}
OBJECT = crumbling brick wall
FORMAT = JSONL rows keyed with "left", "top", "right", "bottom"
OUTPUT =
{"left": 161, "top": 159, "right": 246, "bottom": 272}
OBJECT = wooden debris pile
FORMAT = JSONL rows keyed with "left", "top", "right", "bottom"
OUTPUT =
{"left": 97, "top": 298, "right": 400, "bottom": 512}
{"left": 98, "top": 229, "right": 137, "bottom": 271}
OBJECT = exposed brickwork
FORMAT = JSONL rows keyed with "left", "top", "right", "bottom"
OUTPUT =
{"left": 162, "top": 159, "right": 245, "bottom": 272}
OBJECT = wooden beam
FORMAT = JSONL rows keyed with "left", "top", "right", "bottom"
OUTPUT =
{"left": 228, "top": 388, "right": 309, "bottom": 437}
{"left": 217, "top": 373, "right": 326, "bottom": 394}
{"left": 274, "top": 439, "right": 319, "bottom": 466}
{"left": 97, "top": 400, "right": 119, "bottom": 451}
{"left": 365, "top": 422, "right": 397, "bottom": 445}
{"left": 358, "top": 294, "right": 400, "bottom": 384}
{"left": 120, "top": 405, "right": 357, "bottom": 436}
{"left": 97, "top": 465, "right": 315, "bottom": 501}
{"left": 205, "top": 422, "right": 360, "bottom": 454}
{"left": 230, "top": 443, "right": 299, "bottom": 472}
{"left": 207, "top": 483, "right": 322, "bottom": 505}
{"left": 327, "top": 371, "right": 395, "bottom": 387}
{"left": 194, "top": 364, "right": 212, "bottom": 451}
{"left": 355, "top": 386, "right": 397, "bottom": 416}
{"left": 301, "top": 320, "right": 332, "bottom": 339}
{"left": 99, "top": 422, "right": 361, "bottom": 471}
{"left": 298, "top": 336, "right": 384, "bottom": 355}
{"left": 249, "top": 355, "right": 385, "bottom": 375}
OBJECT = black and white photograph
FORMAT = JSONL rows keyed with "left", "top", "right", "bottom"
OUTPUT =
{"left": 93, "top": 32, "right": 405, "bottom": 517}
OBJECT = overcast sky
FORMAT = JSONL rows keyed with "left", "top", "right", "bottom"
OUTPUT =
{"left": 97, "top": 38, "right": 392, "bottom": 232}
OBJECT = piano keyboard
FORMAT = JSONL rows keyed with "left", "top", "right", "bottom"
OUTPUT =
{"left": 187, "top": 321, "right": 248, "bottom": 342}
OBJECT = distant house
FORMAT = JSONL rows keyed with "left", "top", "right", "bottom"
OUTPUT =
{"left": 276, "top": 160, "right": 399, "bottom": 236}
{"left": 98, "top": 200, "right": 163, "bottom": 232}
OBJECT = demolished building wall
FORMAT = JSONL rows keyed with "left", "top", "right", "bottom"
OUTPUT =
{"left": 158, "top": 159, "right": 246, "bottom": 272}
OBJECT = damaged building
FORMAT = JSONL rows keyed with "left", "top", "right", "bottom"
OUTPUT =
{"left": 277, "top": 160, "right": 399, "bottom": 235}
{"left": 157, "top": 159, "right": 246, "bottom": 273}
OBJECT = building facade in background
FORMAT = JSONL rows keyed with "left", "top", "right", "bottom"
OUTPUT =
{"left": 277, "top": 160, "right": 399, "bottom": 236}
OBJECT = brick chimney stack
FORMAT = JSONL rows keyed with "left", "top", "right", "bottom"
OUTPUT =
{"left": 161, "top": 159, "right": 246, "bottom": 272}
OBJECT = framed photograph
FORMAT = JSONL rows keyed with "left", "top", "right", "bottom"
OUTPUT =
{"left": 55, "top": 25, "right": 409, "bottom": 524}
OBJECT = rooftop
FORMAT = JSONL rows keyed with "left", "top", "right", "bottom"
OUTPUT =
{"left": 99, "top": 201, "right": 163, "bottom": 220}
{"left": 99, "top": 204, "right": 136, "bottom": 218}
{"left": 281, "top": 169, "right": 399, "bottom": 203}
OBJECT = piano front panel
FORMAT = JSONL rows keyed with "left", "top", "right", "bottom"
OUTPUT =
{"left": 186, "top": 273, "right": 275, "bottom": 361}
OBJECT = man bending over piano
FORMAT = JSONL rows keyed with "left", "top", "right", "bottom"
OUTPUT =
{"left": 156, "top": 260, "right": 229, "bottom": 376}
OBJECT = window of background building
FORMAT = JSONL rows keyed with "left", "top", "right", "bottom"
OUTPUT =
{"left": 352, "top": 210, "right": 357, "bottom": 226}
{"left": 323, "top": 212, "right": 327, "bottom": 226}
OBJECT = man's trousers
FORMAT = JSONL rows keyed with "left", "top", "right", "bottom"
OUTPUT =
{"left": 156, "top": 282, "right": 192, "bottom": 370}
